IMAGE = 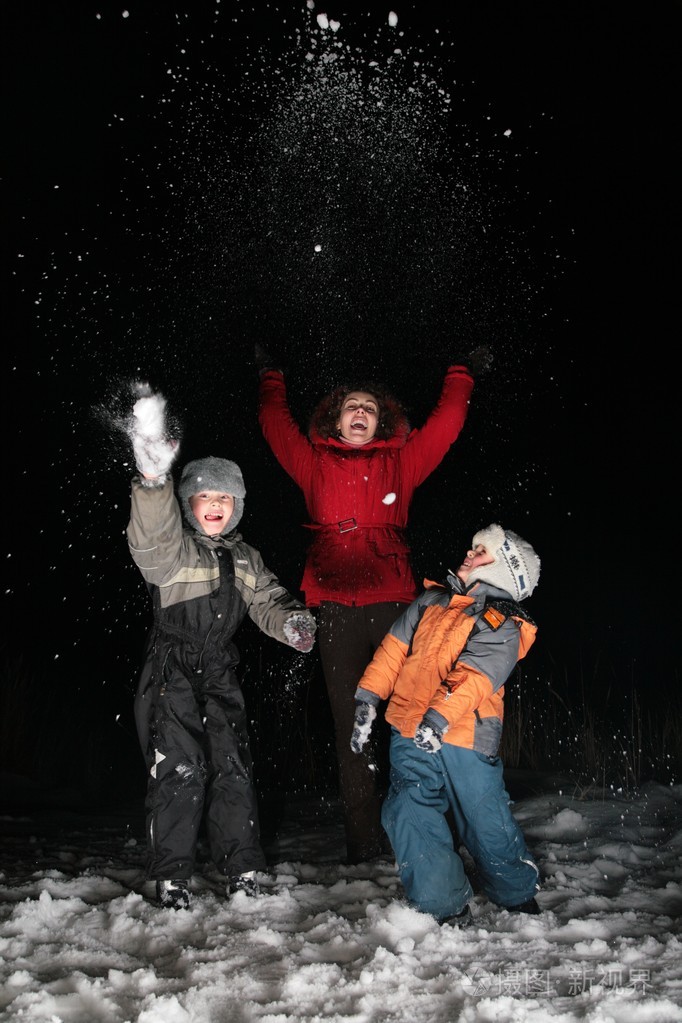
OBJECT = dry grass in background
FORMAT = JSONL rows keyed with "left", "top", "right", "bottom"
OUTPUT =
{"left": 1, "top": 639, "right": 680, "bottom": 809}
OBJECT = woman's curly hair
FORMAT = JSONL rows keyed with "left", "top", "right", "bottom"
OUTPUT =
{"left": 309, "top": 383, "right": 410, "bottom": 441}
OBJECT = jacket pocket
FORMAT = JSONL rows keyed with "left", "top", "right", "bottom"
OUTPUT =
{"left": 473, "top": 714, "right": 503, "bottom": 757}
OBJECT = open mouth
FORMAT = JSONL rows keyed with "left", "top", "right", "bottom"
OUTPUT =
{"left": 350, "top": 420, "right": 367, "bottom": 431}
{"left": 205, "top": 513, "right": 223, "bottom": 522}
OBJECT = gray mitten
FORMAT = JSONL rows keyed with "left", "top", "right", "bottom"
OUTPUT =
{"left": 414, "top": 710, "right": 449, "bottom": 753}
{"left": 129, "top": 383, "right": 179, "bottom": 478}
{"left": 350, "top": 701, "right": 377, "bottom": 754}
{"left": 283, "top": 612, "right": 316, "bottom": 653}
{"left": 413, "top": 722, "right": 443, "bottom": 753}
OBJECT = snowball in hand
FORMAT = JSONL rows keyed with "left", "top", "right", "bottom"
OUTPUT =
{"left": 133, "top": 390, "right": 166, "bottom": 442}
{"left": 128, "top": 383, "right": 179, "bottom": 478}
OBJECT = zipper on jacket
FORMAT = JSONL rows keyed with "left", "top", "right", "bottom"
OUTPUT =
{"left": 440, "top": 679, "right": 457, "bottom": 699}
{"left": 159, "top": 649, "right": 171, "bottom": 697}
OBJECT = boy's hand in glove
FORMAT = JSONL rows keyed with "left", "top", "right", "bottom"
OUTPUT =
{"left": 414, "top": 711, "right": 449, "bottom": 753}
{"left": 129, "top": 382, "right": 179, "bottom": 479}
{"left": 350, "top": 700, "right": 377, "bottom": 753}
{"left": 465, "top": 345, "right": 493, "bottom": 377}
{"left": 283, "top": 612, "right": 316, "bottom": 653}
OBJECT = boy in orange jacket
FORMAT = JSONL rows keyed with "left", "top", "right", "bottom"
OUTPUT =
{"left": 350, "top": 523, "right": 541, "bottom": 925}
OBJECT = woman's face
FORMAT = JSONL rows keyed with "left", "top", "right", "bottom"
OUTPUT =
{"left": 336, "top": 391, "right": 379, "bottom": 446}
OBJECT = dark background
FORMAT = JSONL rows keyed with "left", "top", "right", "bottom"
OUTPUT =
{"left": 2, "top": 1, "right": 678, "bottom": 805}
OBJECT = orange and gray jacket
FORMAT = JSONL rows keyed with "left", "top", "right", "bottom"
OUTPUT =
{"left": 355, "top": 573, "right": 537, "bottom": 756}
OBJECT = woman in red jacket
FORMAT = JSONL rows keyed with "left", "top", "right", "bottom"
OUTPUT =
{"left": 256, "top": 346, "right": 490, "bottom": 862}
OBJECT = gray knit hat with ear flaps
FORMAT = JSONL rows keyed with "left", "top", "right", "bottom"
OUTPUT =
{"left": 464, "top": 523, "right": 540, "bottom": 601}
{"left": 179, "top": 457, "right": 246, "bottom": 535}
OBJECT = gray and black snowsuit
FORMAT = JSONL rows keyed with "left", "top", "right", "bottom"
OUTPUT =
{"left": 127, "top": 474, "right": 314, "bottom": 881}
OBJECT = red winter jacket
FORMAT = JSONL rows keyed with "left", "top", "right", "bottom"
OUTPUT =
{"left": 257, "top": 367, "right": 474, "bottom": 608}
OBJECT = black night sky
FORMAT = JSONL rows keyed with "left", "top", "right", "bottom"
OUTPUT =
{"left": 3, "top": 2, "right": 678, "bottom": 802}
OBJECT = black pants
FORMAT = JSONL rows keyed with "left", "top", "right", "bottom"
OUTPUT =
{"left": 318, "top": 601, "right": 405, "bottom": 863}
{"left": 138, "top": 670, "right": 266, "bottom": 881}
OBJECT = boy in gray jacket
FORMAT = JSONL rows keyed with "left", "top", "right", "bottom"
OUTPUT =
{"left": 126, "top": 385, "right": 316, "bottom": 909}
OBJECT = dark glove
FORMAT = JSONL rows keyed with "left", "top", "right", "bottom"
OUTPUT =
{"left": 465, "top": 345, "right": 493, "bottom": 378}
{"left": 254, "top": 342, "right": 284, "bottom": 376}
{"left": 283, "top": 613, "right": 316, "bottom": 653}
{"left": 350, "top": 700, "right": 377, "bottom": 754}
{"left": 414, "top": 716, "right": 447, "bottom": 753}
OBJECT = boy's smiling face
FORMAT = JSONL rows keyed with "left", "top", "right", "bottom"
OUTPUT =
{"left": 456, "top": 544, "right": 494, "bottom": 583}
{"left": 189, "top": 491, "right": 235, "bottom": 536}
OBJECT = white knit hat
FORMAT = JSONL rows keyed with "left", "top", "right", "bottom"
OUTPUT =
{"left": 465, "top": 523, "right": 540, "bottom": 600}
{"left": 179, "top": 457, "right": 246, "bottom": 535}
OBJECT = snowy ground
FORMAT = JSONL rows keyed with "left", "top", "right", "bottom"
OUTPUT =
{"left": 1, "top": 775, "right": 681, "bottom": 1023}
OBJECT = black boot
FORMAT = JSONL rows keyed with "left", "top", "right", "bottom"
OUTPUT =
{"left": 228, "top": 870, "right": 260, "bottom": 897}
{"left": 440, "top": 905, "right": 472, "bottom": 928}
{"left": 156, "top": 879, "right": 191, "bottom": 910}
{"left": 506, "top": 897, "right": 540, "bottom": 915}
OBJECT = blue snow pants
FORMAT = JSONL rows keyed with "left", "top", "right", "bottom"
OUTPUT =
{"left": 381, "top": 729, "right": 539, "bottom": 920}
